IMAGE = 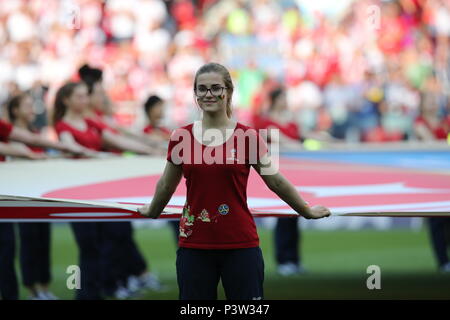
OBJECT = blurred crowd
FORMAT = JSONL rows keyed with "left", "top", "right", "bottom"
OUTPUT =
{"left": 0, "top": 0, "right": 449, "bottom": 143}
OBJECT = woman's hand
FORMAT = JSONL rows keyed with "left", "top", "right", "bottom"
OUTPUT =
{"left": 138, "top": 204, "right": 159, "bottom": 219}
{"left": 303, "top": 205, "right": 331, "bottom": 219}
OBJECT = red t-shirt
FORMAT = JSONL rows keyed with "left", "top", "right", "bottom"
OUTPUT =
{"left": 257, "top": 116, "right": 301, "bottom": 141}
{"left": 143, "top": 125, "right": 171, "bottom": 136}
{"left": 55, "top": 118, "right": 106, "bottom": 151}
{"left": 167, "top": 122, "right": 268, "bottom": 249}
{"left": 415, "top": 116, "right": 450, "bottom": 140}
{"left": 0, "top": 119, "right": 13, "bottom": 162}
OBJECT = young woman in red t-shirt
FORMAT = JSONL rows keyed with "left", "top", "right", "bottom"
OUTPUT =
{"left": 138, "top": 63, "right": 330, "bottom": 300}
{"left": 7, "top": 92, "right": 59, "bottom": 299}
{"left": 53, "top": 82, "right": 154, "bottom": 156}
{"left": 413, "top": 93, "right": 450, "bottom": 141}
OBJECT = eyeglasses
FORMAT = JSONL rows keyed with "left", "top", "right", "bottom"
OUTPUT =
{"left": 195, "top": 85, "right": 227, "bottom": 97}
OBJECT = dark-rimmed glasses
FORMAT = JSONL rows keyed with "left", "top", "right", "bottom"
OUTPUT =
{"left": 195, "top": 85, "right": 227, "bottom": 97}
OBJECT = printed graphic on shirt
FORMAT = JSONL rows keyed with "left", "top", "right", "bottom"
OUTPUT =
{"left": 179, "top": 205, "right": 194, "bottom": 238}
{"left": 197, "top": 209, "right": 211, "bottom": 222}
{"left": 226, "top": 148, "right": 237, "bottom": 162}
{"left": 218, "top": 204, "right": 230, "bottom": 215}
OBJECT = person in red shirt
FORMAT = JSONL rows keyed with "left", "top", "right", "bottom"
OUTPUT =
{"left": 53, "top": 82, "right": 154, "bottom": 156}
{"left": 414, "top": 92, "right": 450, "bottom": 273}
{"left": 78, "top": 66, "right": 165, "bottom": 295}
{"left": 78, "top": 64, "right": 162, "bottom": 153}
{"left": 0, "top": 98, "right": 84, "bottom": 301}
{"left": 7, "top": 92, "right": 58, "bottom": 300}
{"left": 413, "top": 93, "right": 449, "bottom": 141}
{"left": 143, "top": 95, "right": 172, "bottom": 142}
{"left": 143, "top": 94, "right": 180, "bottom": 244}
{"left": 138, "top": 63, "right": 330, "bottom": 300}
{"left": 256, "top": 87, "right": 303, "bottom": 149}
{"left": 0, "top": 118, "right": 83, "bottom": 161}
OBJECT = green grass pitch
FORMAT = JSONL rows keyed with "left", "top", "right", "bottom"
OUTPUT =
{"left": 15, "top": 224, "right": 450, "bottom": 300}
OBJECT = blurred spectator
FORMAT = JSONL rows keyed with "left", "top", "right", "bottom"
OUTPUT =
{"left": 0, "top": 0, "right": 448, "bottom": 143}
{"left": 7, "top": 92, "right": 58, "bottom": 300}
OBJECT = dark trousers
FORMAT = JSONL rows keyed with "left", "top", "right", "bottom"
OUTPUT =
{"left": 274, "top": 217, "right": 301, "bottom": 265}
{"left": 70, "top": 222, "right": 103, "bottom": 300}
{"left": 101, "top": 222, "right": 147, "bottom": 295}
{"left": 428, "top": 218, "right": 450, "bottom": 267}
{"left": 176, "top": 247, "right": 264, "bottom": 300}
{"left": 0, "top": 223, "right": 18, "bottom": 300}
{"left": 169, "top": 220, "right": 180, "bottom": 245}
{"left": 18, "top": 223, "right": 51, "bottom": 287}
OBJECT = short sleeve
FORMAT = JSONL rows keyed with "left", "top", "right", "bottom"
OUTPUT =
{"left": 166, "top": 128, "right": 187, "bottom": 165}
{"left": 0, "top": 120, "right": 13, "bottom": 142}
{"left": 243, "top": 127, "right": 269, "bottom": 165}
{"left": 86, "top": 118, "right": 108, "bottom": 134}
{"left": 256, "top": 129, "right": 269, "bottom": 161}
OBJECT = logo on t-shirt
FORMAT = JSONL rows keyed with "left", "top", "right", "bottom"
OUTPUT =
{"left": 197, "top": 209, "right": 211, "bottom": 222}
{"left": 226, "top": 148, "right": 237, "bottom": 161}
{"left": 218, "top": 204, "right": 230, "bottom": 215}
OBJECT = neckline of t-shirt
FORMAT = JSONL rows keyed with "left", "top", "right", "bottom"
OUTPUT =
{"left": 192, "top": 120, "right": 238, "bottom": 147}
{"left": 63, "top": 118, "right": 90, "bottom": 133}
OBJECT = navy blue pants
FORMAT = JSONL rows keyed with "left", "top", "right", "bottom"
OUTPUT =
{"left": 274, "top": 217, "right": 301, "bottom": 265}
{"left": 0, "top": 223, "right": 18, "bottom": 300}
{"left": 169, "top": 220, "right": 180, "bottom": 245}
{"left": 72, "top": 222, "right": 148, "bottom": 299}
{"left": 18, "top": 223, "right": 51, "bottom": 287}
{"left": 101, "top": 222, "right": 147, "bottom": 295}
{"left": 71, "top": 222, "right": 103, "bottom": 300}
{"left": 176, "top": 247, "right": 264, "bottom": 300}
{"left": 428, "top": 217, "right": 450, "bottom": 267}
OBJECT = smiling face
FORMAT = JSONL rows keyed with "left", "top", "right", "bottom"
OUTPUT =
{"left": 195, "top": 72, "right": 229, "bottom": 116}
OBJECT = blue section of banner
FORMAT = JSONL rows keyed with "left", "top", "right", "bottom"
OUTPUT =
{"left": 282, "top": 151, "right": 450, "bottom": 171}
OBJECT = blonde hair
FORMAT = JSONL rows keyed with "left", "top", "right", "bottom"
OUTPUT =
{"left": 194, "top": 63, "right": 234, "bottom": 118}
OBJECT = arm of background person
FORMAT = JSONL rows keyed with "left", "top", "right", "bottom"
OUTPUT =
{"left": 9, "top": 126, "right": 86, "bottom": 155}
{"left": 101, "top": 130, "right": 158, "bottom": 155}
{"left": 0, "top": 141, "right": 46, "bottom": 160}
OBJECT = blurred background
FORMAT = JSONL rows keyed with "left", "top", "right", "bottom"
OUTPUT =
{"left": 0, "top": 0, "right": 448, "bottom": 141}
{"left": 0, "top": 0, "right": 449, "bottom": 300}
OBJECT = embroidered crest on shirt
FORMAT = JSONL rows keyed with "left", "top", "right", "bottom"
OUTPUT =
{"left": 197, "top": 209, "right": 211, "bottom": 222}
{"left": 218, "top": 204, "right": 230, "bottom": 215}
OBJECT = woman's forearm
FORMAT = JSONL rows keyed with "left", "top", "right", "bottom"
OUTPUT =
{"left": 146, "top": 179, "right": 177, "bottom": 218}
{"left": 269, "top": 175, "right": 312, "bottom": 218}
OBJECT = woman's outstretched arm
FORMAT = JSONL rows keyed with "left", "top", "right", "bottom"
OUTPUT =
{"left": 252, "top": 154, "right": 331, "bottom": 219}
{"left": 138, "top": 161, "right": 183, "bottom": 218}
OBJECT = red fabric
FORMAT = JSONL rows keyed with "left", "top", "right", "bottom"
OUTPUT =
{"left": 364, "top": 127, "right": 403, "bottom": 142}
{"left": 166, "top": 122, "right": 268, "bottom": 249}
{"left": 87, "top": 117, "right": 118, "bottom": 134}
{"left": 0, "top": 120, "right": 13, "bottom": 161}
{"left": 256, "top": 117, "right": 301, "bottom": 141}
{"left": 28, "top": 129, "right": 44, "bottom": 153}
{"left": 415, "top": 116, "right": 450, "bottom": 140}
{"left": 143, "top": 125, "right": 171, "bottom": 136}
{"left": 55, "top": 118, "right": 105, "bottom": 151}
{"left": 0, "top": 120, "right": 13, "bottom": 142}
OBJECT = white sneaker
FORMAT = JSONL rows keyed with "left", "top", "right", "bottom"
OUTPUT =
{"left": 39, "top": 291, "right": 59, "bottom": 300}
{"left": 277, "top": 263, "right": 306, "bottom": 276}
{"left": 127, "top": 276, "right": 142, "bottom": 294}
{"left": 114, "top": 286, "right": 133, "bottom": 299}
{"left": 139, "top": 273, "right": 166, "bottom": 292}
